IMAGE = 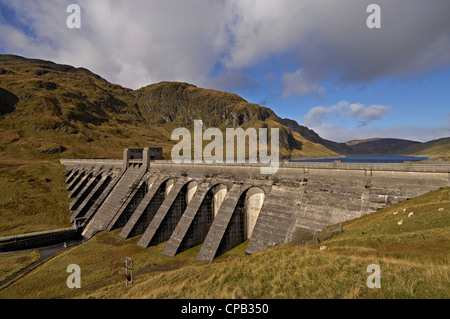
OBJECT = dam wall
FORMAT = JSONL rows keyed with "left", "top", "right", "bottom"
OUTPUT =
{"left": 60, "top": 149, "right": 449, "bottom": 261}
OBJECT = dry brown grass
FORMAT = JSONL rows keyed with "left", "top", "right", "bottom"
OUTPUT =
{"left": 0, "top": 160, "right": 72, "bottom": 236}
{"left": 0, "top": 250, "right": 41, "bottom": 283}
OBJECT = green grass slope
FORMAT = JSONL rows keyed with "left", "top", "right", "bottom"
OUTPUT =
{"left": 401, "top": 137, "right": 450, "bottom": 160}
{"left": 1, "top": 187, "right": 448, "bottom": 299}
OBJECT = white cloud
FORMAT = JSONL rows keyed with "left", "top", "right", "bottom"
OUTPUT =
{"left": 281, "top": 69, "right": 325, "bottom": 98}
{"left": 303, "top": 101, "right": 392, "bottom": 126}
{"left": 220, "top": 0, "right": 308, "bottom": 69}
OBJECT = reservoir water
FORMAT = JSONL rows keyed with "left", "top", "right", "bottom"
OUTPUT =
{"left": 293, "top": 155, "right": 429, "bottom": 163}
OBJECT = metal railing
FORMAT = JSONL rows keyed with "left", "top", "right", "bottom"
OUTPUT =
{"left": 0, "top": 227, "right": 77, "bottom": 244}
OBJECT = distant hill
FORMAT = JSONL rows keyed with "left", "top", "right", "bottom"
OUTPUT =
{"left": 343, "top": 137, "right": 450, "bottom": 158}
{"left": 278, "top": 119, "right": 430, "bottom": 156}
{"left": 345, "top": 138, "right": 383, "bottom": 146}
{"left": 399, "top": 137, "right": 450, "bottom": 159}
{"left": 345, "top": 138, "right": 422, "bottom": 155}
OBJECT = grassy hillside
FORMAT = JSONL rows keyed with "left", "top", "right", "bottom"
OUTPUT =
{"left": 349, "top": 138, "right": 422, "bottom": 155}
{"left": 400, "top": 137, "right": 450, "bottom": 161}
{"left": 0, "top": 55, "right": 170, "bottom": 160}
{"left": 0, "top": 160, "right": 72, "bottom": 236}
{"left": 1, "top": 187, "right": 448, "bottom": 299}
{"left": 0, "top": 54, "right": 337, "bottom": 161}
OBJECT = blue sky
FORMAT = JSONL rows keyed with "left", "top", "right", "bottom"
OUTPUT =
{"left": 0, "top": 0, "right": 449, "bottom": 142}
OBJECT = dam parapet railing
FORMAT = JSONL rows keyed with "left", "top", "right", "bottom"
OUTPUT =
{"left": 59, "top": 158, "right": 450, "bottom": 173}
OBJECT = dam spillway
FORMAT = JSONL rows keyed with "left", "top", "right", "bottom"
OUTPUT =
{"left": 60, "top": 148, "right": 450, "bottom": 261}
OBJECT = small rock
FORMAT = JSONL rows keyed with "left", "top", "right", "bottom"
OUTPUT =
{"left": 319, "top": 245, "right": 328, "bottom": 250}
{"left": 408, "top": 212, "right": 414, "bottom": 218}
{"left": 397, "top": 220, "right": 403, "bottom": 225}
{"left": 393, "top": 211, "right": 398, "bottom": 215}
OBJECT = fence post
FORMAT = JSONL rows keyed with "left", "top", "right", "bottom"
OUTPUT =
{"left": 125, "top": 257, "right": 133, "bottom": 287}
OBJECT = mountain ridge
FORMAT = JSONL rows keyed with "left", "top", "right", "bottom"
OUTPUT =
{"left": 0, "top": 54, "right": 448, "bottom": 160}
{"left": 0, "top": 54, "right": 322, "bottom": 159}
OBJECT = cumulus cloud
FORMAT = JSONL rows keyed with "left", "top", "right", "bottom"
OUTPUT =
{"left": 303, "top": 101, "right": 392, "bottom": 127}
{"left": 281, "top": 69, "right": 325, "bottom": 98}
{"left": 0, "top": 0, "right": 450, "bottom": 94}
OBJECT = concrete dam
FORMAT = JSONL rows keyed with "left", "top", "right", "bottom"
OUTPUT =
{"left": 60, "top": 148, "right": 450, "bottom": 261}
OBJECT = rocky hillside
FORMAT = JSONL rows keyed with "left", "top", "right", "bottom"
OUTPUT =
{"left": 0, "top": 54, "right": 337, "bottom": 160}
{"left": 1, "top": 54, "right": 447, "bottom": 161}
{"left": 279, "top": 118, "right": 353, "bottom": 154}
